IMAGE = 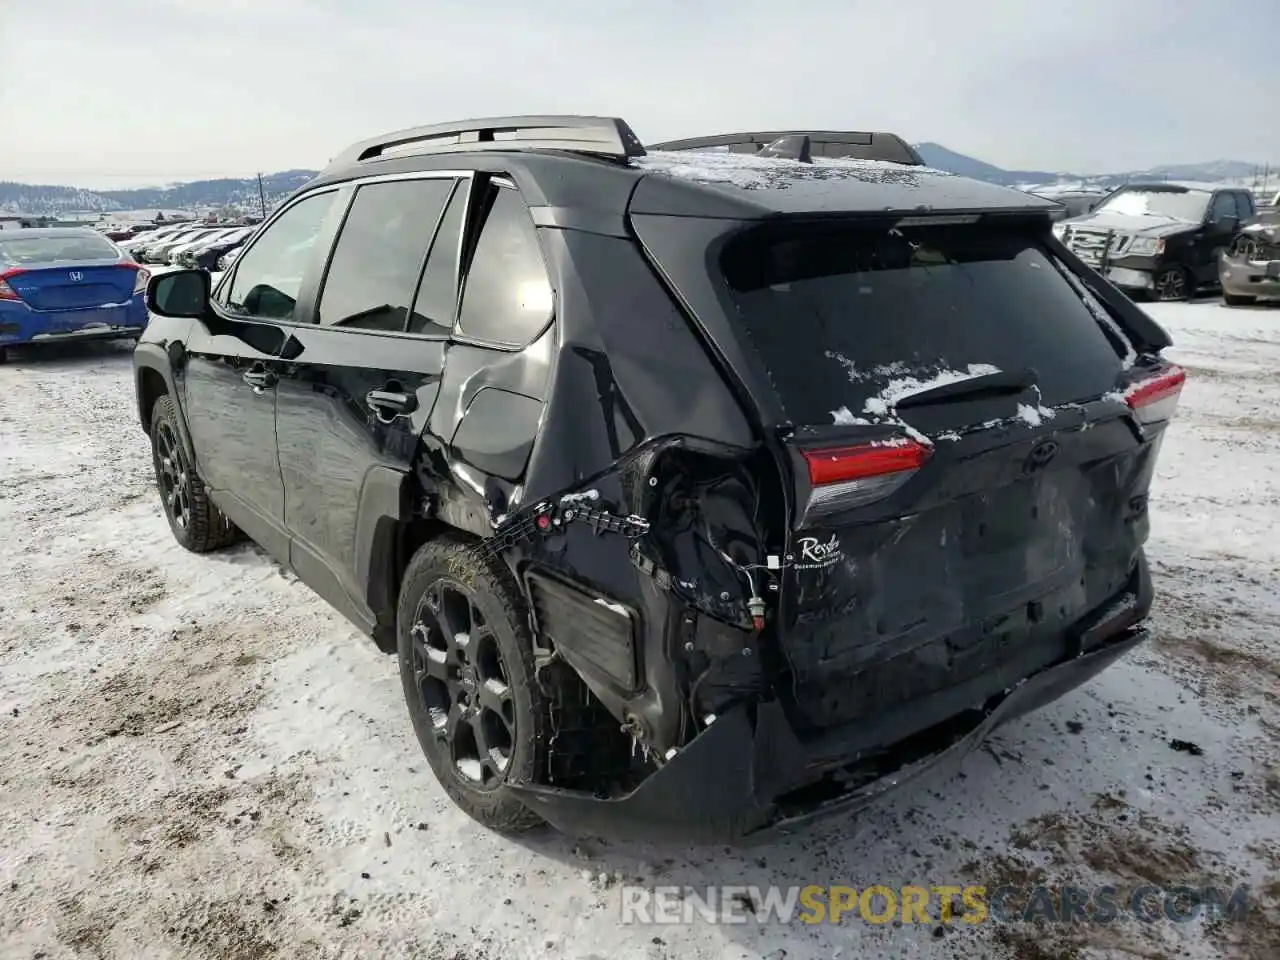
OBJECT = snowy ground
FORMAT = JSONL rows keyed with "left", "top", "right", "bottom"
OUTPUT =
{"left": 1, "top": 300, "right": 1278, "bottom": 960}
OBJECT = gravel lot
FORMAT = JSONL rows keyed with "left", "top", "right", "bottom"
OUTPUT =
{"left": 1, "top": 300, "right": 1278, "bottom": 960}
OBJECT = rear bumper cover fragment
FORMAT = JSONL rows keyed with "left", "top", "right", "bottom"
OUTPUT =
{"left": 511, "top": 625, "right": 1148, "bottom": 845}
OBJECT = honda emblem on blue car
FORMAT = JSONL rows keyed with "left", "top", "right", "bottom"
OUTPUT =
{"left": 68, "top": 271, "right": 83, "bottom": 282}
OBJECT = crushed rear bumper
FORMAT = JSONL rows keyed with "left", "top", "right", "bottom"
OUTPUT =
{"left": 1219, "top": 252, "right": 1280, "bottom": 300}
{"left": 511, "top": 619, "right": 1148, "bottom": 845}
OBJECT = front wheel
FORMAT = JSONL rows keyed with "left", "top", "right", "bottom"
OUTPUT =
{"left": 1224, "top": 293, "right": 1257, "bottom": 307}
{"left": 1153, "top": 265, "right": 1192, "bottom": 302}
{"left": 397, "top": 537, "right": 548, "bottom": 833}
{"left": 149, "top": 395, "right": 240, "bottom": 552}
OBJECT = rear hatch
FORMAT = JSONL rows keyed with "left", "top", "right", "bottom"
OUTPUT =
{"left": 0, "top": 234, "right": 139, "bottom": 310}
{"left": 637, "top": 212, "right": 1181, "bottom": 737}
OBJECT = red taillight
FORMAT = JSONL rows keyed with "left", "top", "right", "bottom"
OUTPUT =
{"left": 130, "top": 264, "right": 151, "bottom": 295}
{"left": 0, "top": 268, "right": 24, "bottom": 302}
{"left": 800, "top": 438, "right": 932, "bottom": 515}
{"left": 1123, "top": 366, "right": 1185, "bottom": 425}
{"left": 804, "top": 439, "right": 932, "bottom": 484}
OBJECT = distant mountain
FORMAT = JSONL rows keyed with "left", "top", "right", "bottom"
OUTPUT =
{"left": 1122, "top": 159, "right": 1261, "bottom": 182}
{"left": 914, "top": 143, "right": 1063, "bottom": 186}
{"left": 0, "top": 170, "right": 319, "bottom": 218}
{"left": 915, "top": 143, "right": 1272, "bottom": 190}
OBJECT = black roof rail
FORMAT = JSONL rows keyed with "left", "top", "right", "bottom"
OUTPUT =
{"left": 756, "top": 135, "right": 814, "bottom": 163}
{"left": 325, "top": 115, "right": 647, "bottom": 172}
{"left": 647, "top": 130, "right": 924, "bottom": 166}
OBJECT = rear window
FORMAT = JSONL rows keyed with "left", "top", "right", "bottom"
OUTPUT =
{"left": 0, "top": 234, "right": 119, "bottom": 266}
{"left": 720, "top": 222, "right": 1129, "bottom": 427}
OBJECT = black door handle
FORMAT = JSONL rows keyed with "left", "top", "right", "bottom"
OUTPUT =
{"left": 366, "top": 389, "right": 417, "bottom": 419}
{"left": 242, "top": 365, "right": 277, "bottom": 391}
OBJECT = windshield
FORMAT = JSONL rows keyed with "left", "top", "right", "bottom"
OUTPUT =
{"left": 720, "top": 222, "right": 1128, "bottom": 428}
{"left": 1095, "top": 188, "right": 1210, "bottom": 222}
{"left": 0, "top": 234, "right": 119, "bottom": 266}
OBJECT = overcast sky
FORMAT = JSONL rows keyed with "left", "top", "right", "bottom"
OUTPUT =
{"left": 2, "top": 0, "right": 1277, "bottom": 189}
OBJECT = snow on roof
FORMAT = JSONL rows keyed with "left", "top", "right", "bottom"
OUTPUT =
{"left": 632, "top": 149, "right": 955, "bottom": 190}
{"left": 631, "top": 148, "right": 1060, "bottom": 216}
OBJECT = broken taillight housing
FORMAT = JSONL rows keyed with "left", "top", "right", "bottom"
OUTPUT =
{"left": 801, "top": 438, "right": 932, "bottom": 515}
{"left": 1123, "top": 365, "right": 1185, "bottom": 425}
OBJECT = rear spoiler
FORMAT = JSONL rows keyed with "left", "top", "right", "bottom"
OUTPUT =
{"left": 1046, "top": 234, "right": 1174, "bottom": 353}
{"left": 647, "top": 130, "right": 924, "bottom": 166}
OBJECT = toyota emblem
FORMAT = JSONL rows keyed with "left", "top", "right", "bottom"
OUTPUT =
{"left": 1023, "top": 439, "right": 1060, "bottom": 474}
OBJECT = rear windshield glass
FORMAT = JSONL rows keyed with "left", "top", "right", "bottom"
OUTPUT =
{"left": 0, "top": 234, "right": 119, "bottom": 266}
{"left": 720, "top": 223, "right": 1129, "bottom": 427}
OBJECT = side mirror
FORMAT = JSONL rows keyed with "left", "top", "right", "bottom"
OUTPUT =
{"left": 146, "top": 268, "right": 211, "bottom": 318}
{"left": 1214, "top": 215, "right": 1240, "bottom": 235}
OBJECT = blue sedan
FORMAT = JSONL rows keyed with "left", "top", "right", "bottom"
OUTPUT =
{"left": 0, "top": 228, "right": 151, "bottom": 363}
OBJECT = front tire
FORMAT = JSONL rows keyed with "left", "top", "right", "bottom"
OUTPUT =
{"left": 149, "top": 395, "right": 239, "bottom": 552}
{"left": 397, "top": 537, "right": 548, "bottom": 833}
{"left": 1224, "top": 293, "right": 1257, "bottom": 307}
{"left": 1153, "top": 265, "right": 1192, "bottom": 302}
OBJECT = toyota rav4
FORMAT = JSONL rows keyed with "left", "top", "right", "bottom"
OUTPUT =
{"left": 134, "top": 116, "right": 1183, "bottom": 843}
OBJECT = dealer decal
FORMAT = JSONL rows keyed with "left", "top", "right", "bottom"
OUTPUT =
{"left": 795, "top": 534, "right": 842, "bottom": 570}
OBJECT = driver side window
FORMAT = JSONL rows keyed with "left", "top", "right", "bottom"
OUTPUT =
{"left": 1208, "top": 192, "right": 1238, "bottom": 222}
{"left": 222, "top": 191, "right": 337, "bottom": 320}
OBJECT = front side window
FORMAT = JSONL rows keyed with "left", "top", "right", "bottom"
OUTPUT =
{"left": 457, "top": 183, "right": 553, "bottom": 346}
{"left": 317, "top": 177, "right": 455, "bottom": 331}
{"left": 1208, "top": 192, "right": 1239, "bottom": 222}
{"left": 224, "top": 191, "right": 337, "bottom": 320}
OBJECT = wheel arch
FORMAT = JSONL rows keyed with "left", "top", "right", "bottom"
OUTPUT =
{"left": 134, "top": 344, "right": 199, "bottom": 468}
{"left": 358, "top": 466, "right": 479, "bottom": 654}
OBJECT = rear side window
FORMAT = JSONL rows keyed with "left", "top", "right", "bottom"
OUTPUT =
{"left": 457, "top": 184, "right": 553, "bottom": 346}
{"left": 0, "top": 234, "right": 118, "bottom": 265}
{"left": 408, "top": 181, "right": 466, "bottom": 336}
{"left": 720, "top": 223, "right": 1129, "bottom": 427}
{"left": 317, "top": 177, "right": 455, "bottom": 331}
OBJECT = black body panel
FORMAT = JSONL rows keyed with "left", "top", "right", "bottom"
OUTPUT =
{"left": 133, "top": 115, "right": 1181, "bottom": 843}
{"left": 274, "top": 323, "right": 447, "bottom": 634}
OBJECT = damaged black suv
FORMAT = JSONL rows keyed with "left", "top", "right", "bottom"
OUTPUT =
{"left": 134, "top": 116, "right": 1184, "bottom": 843}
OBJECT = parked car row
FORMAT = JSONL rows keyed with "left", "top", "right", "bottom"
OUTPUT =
{"left": 118, "top": 222, "right": 256, "bottom": 269}
{"left": 1052, "top": 181, "right": 1279, "bottom": 306}
{"left": 175, "top": 226, "right": 256, "bottom": 271}
{"left": 100, "top": 223, "right": 166, "bottom": 242}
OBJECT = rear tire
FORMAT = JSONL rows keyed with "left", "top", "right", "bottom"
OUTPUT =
{"left": 0, "top": 346, "right": 7, "bottom": 365}
{"left": 149, "top": 395, "right": 240, "bottom": 552}
{"left": 1224, "top": 293, "right": 1257, "bottom": 307}
{"left": 397, "top": 536, "right": 548, "bottom": 833}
